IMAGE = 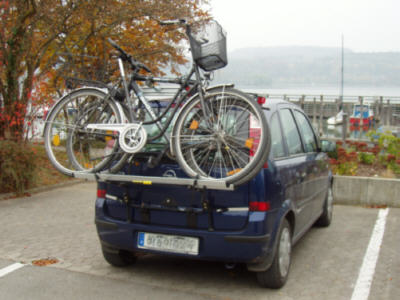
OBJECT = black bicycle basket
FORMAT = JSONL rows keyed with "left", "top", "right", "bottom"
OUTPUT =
{"left": 189, "top": 21, "right": 227, "bottom": 72}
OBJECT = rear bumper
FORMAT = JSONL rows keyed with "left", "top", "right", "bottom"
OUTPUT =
{"left": 95, "top": 199, "right": 273, "bottom": 263}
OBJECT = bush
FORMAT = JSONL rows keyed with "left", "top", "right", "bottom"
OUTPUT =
{"left": 330, "top": 146, "right": 358, "bottom": 175}
{"left": 367, "top": 130, "right": 400, "bottom": 174}
{"left": 358, "top": 152, "right": 376, "bottom": 165}
{"left": 0, "top": 140, "right": 37, "bottom": 195}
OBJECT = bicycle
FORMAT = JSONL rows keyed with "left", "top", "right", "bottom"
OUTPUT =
{"left": 44, "top": 20, "right": 270, "bottom": 186}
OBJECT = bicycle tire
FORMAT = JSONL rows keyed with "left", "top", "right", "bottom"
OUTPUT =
{"left": 44, "top": 88, "right": 125, "bottom": 176}
{"left": 172, "top": 88, "right": 270, "bottom": 186}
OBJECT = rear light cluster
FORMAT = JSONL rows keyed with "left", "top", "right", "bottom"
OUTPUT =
{"left": 249, "top": 201, "right": 270, "bottom": 212}
{"left": 249, "top": 113, "right": 268, "bottom": 169}
{"left": 257, "top": 96, "right": 266, "bottom": 105}
{"left": 97, "top": 189, "right": 106, "bottom": 198}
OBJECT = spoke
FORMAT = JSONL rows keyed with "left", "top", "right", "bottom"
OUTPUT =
{"left": 224, "top": 147, "right": 243, "bottom": 171}
{"left": 181, "top": 140, "right": 210, "bottom": 151}
{"left": 207, "top": 152, "right": 218, "bottom": 176}
{"left": 224, "top": 145, "right": 250, "bottom": 166}
{"left": 224, "top": 146, "right": 238, "bottom": 170}
{"left": 195, "top": 147, "right": 212, "bottom": 170}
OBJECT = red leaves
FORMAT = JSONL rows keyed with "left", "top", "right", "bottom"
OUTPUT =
{"left": 387, "top": 154, "right": 396, "bottom": 162}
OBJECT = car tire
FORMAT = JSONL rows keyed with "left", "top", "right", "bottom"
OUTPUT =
{"left": 102, "top": 246, "right": 137, "bottom": 267}
{"left": 256, "top": 219, "right": 292, "bottom": 289}
{"left": 315, "top": 185, "right": 334, "bottom": 227}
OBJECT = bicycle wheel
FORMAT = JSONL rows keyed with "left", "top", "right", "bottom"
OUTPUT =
{"left": 172, "top": 88, "right": 270, "bottom": 186}
{"left": 44, "top": 88, "right": 124, "bottom": 176}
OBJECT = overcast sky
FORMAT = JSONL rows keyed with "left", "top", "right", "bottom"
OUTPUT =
{"left": 210, "top": 0, "right": 400, "bottom": 52}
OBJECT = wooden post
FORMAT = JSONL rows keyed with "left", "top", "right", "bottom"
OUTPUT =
{"left": 300, "top": 95, "right": 305, "bottom": 110}
{"left": 388, "top": 99, "right": 393, "bottom": 126}
{"left": 379, "top": 96, "right": 383, "bottom": 122}
{"left": 319, "top": 95, "right": 324, "bottom": 136}
{"left": 342, "top": 113, "right": 348, "bottom": 143}
{"left": 359, "top": 96, "right": 364, "bottom": 133}
{"left": 313, "top": 97, "right": 317, "bottom": 125}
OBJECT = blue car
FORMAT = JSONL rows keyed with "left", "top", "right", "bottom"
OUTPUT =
{"left": 94, "top": 97, "right": 333, "bottom": 288}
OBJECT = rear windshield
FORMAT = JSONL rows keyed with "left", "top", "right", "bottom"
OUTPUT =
{"left": 139, "top": 101, "right": 174, "bottom": 153}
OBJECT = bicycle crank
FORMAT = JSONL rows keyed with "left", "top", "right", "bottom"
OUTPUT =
{"left": 86, "top": 123, "right": 147, "bottom": 154}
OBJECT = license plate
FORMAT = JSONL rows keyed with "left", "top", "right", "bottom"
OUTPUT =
{"left": 137, "top": 232, "right": 199, "bottom": 255}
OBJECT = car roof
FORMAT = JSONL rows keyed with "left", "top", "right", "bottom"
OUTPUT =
{"left": 261, "top": 97, "right": 300, "bottom": 111}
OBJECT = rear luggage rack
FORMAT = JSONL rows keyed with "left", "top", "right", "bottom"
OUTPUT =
{"left": 73, "top": 171, "right": 234, "bottom": 191}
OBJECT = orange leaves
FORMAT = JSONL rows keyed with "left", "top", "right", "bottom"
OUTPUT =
{"left": 32, "top": 258, "right": 59, "bottom": 267}
{"left": 1, "top": 0, "right": 210, "bottom": 140}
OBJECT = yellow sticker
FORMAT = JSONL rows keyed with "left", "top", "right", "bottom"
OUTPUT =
{"left": 52, "top": 134, "right": 60, "bottom": 146}
{"left": 132, "top": 180, "right": 152, "bottom": 185}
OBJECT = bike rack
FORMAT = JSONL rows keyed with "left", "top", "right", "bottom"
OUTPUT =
{"left": 72, "top": 171, "right": 234, "bottom": 191}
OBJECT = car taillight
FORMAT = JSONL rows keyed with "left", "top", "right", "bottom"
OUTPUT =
{"left": 249, "top": 201, "right": 270, "bottom": 211}
{"left": 97, "top": 189, "right": 106, "bottom": 198}
{"left": 249, "top": 115, "right": 260, "bottom": 158}
{"left": 257, "top": 96, "right": 266, "bottom": 105}
{"left": 248, "top": 111, "right": 268, "bottom": 169}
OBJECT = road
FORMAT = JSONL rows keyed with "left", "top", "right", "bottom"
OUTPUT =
{"left": 0, "top": 182, "right": 398, "bottom": 300}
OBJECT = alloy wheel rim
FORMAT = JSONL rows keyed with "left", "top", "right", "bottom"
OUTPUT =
{"left": 327, "top": 187, "right": 333, "bottom": 219}
{"left": 278, "top": 227, "right": 291, "bottom": 277}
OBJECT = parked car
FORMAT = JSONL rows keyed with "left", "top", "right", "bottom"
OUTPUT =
{"left": 94, "top": 97, "right": 333, "bottom": 289}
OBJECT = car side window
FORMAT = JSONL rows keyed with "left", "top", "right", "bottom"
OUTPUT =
{"left": 269, "top": 113, "right": 285, "bottom": 158}
{"left": 279, "top": 109, "right": 303, "bottom": 155}
{"left": 293, "top": 110, "right": 317, "bottom": 153}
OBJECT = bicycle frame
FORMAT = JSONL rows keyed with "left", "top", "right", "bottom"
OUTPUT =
{"left": 111, "top": 21, "right": 213, "bottom": 145}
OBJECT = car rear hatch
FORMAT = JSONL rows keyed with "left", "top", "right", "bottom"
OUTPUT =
{"left": 100, "top": 94, "right": 268, "bottom": 231}
{"left": 103, "top": 159, "right": 250, "bottom": 231}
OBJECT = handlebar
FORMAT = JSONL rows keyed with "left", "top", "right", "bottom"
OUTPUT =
{"left": 107, "top": 38, "right": 151, "bottom": 73}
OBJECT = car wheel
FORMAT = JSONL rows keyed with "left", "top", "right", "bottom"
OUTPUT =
{"left": 256, "top": 219, "right": 291, "bottom": 289}
{"left": 315, "top": 185, "right": 334, "bottom": 227}
{"left": 102, "top": 246, "right": 137, "bottom": 267}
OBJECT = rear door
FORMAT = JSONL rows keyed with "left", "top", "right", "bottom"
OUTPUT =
{"left": 292, "top": 109, "right": 330, "bottom": 219}
{"left": 277, "top": 107, "right": 311, "bottom": 232}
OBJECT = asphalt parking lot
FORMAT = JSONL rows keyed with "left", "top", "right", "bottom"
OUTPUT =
{"left": 0, "top": 182, "right": 399, "bottom": 300}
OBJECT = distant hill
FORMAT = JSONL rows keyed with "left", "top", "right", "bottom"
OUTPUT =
{"left": 213, "top": 46, "right": 400, "bottom": 88}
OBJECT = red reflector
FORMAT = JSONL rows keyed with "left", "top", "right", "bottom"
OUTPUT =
{"left": 263, "top": 162, "right": 268, "bottom": 169}
{"left": 257, "top": 96, "right": 266, "bottom": 105}
{"left": 249, "top": 201, "right": 270, "bottom": 211}
{"left": 249, "top": 202, "right": 258, "bottom": 211}
{"left": 97, "top": 189, "right": 106, "bottom": 198}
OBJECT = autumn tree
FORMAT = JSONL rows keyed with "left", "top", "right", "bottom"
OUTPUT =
{"left": 0, "top": 0, "right": 209, "bottom": 140}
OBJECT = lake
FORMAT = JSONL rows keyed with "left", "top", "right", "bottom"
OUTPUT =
{"left": 241, "top": 86, "right": 400, "bottom": 97}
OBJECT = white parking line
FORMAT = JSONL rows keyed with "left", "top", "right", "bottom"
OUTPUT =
{"left": 351, "top": 208, "right": 389, "bottom": 300}
{"left": 0, "top": 263, "right": 25, "bottom": 278}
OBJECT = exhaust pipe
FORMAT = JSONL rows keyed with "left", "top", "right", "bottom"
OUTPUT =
{"left": 224, "top": 263, "right": 236, "bottom": 270}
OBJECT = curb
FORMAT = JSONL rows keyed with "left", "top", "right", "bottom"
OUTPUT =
{"left": 333, "top": 175, "right": 400, "bottom": 207}
{"left": 0, "top": 179, "right": 87, "bottom": 200}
